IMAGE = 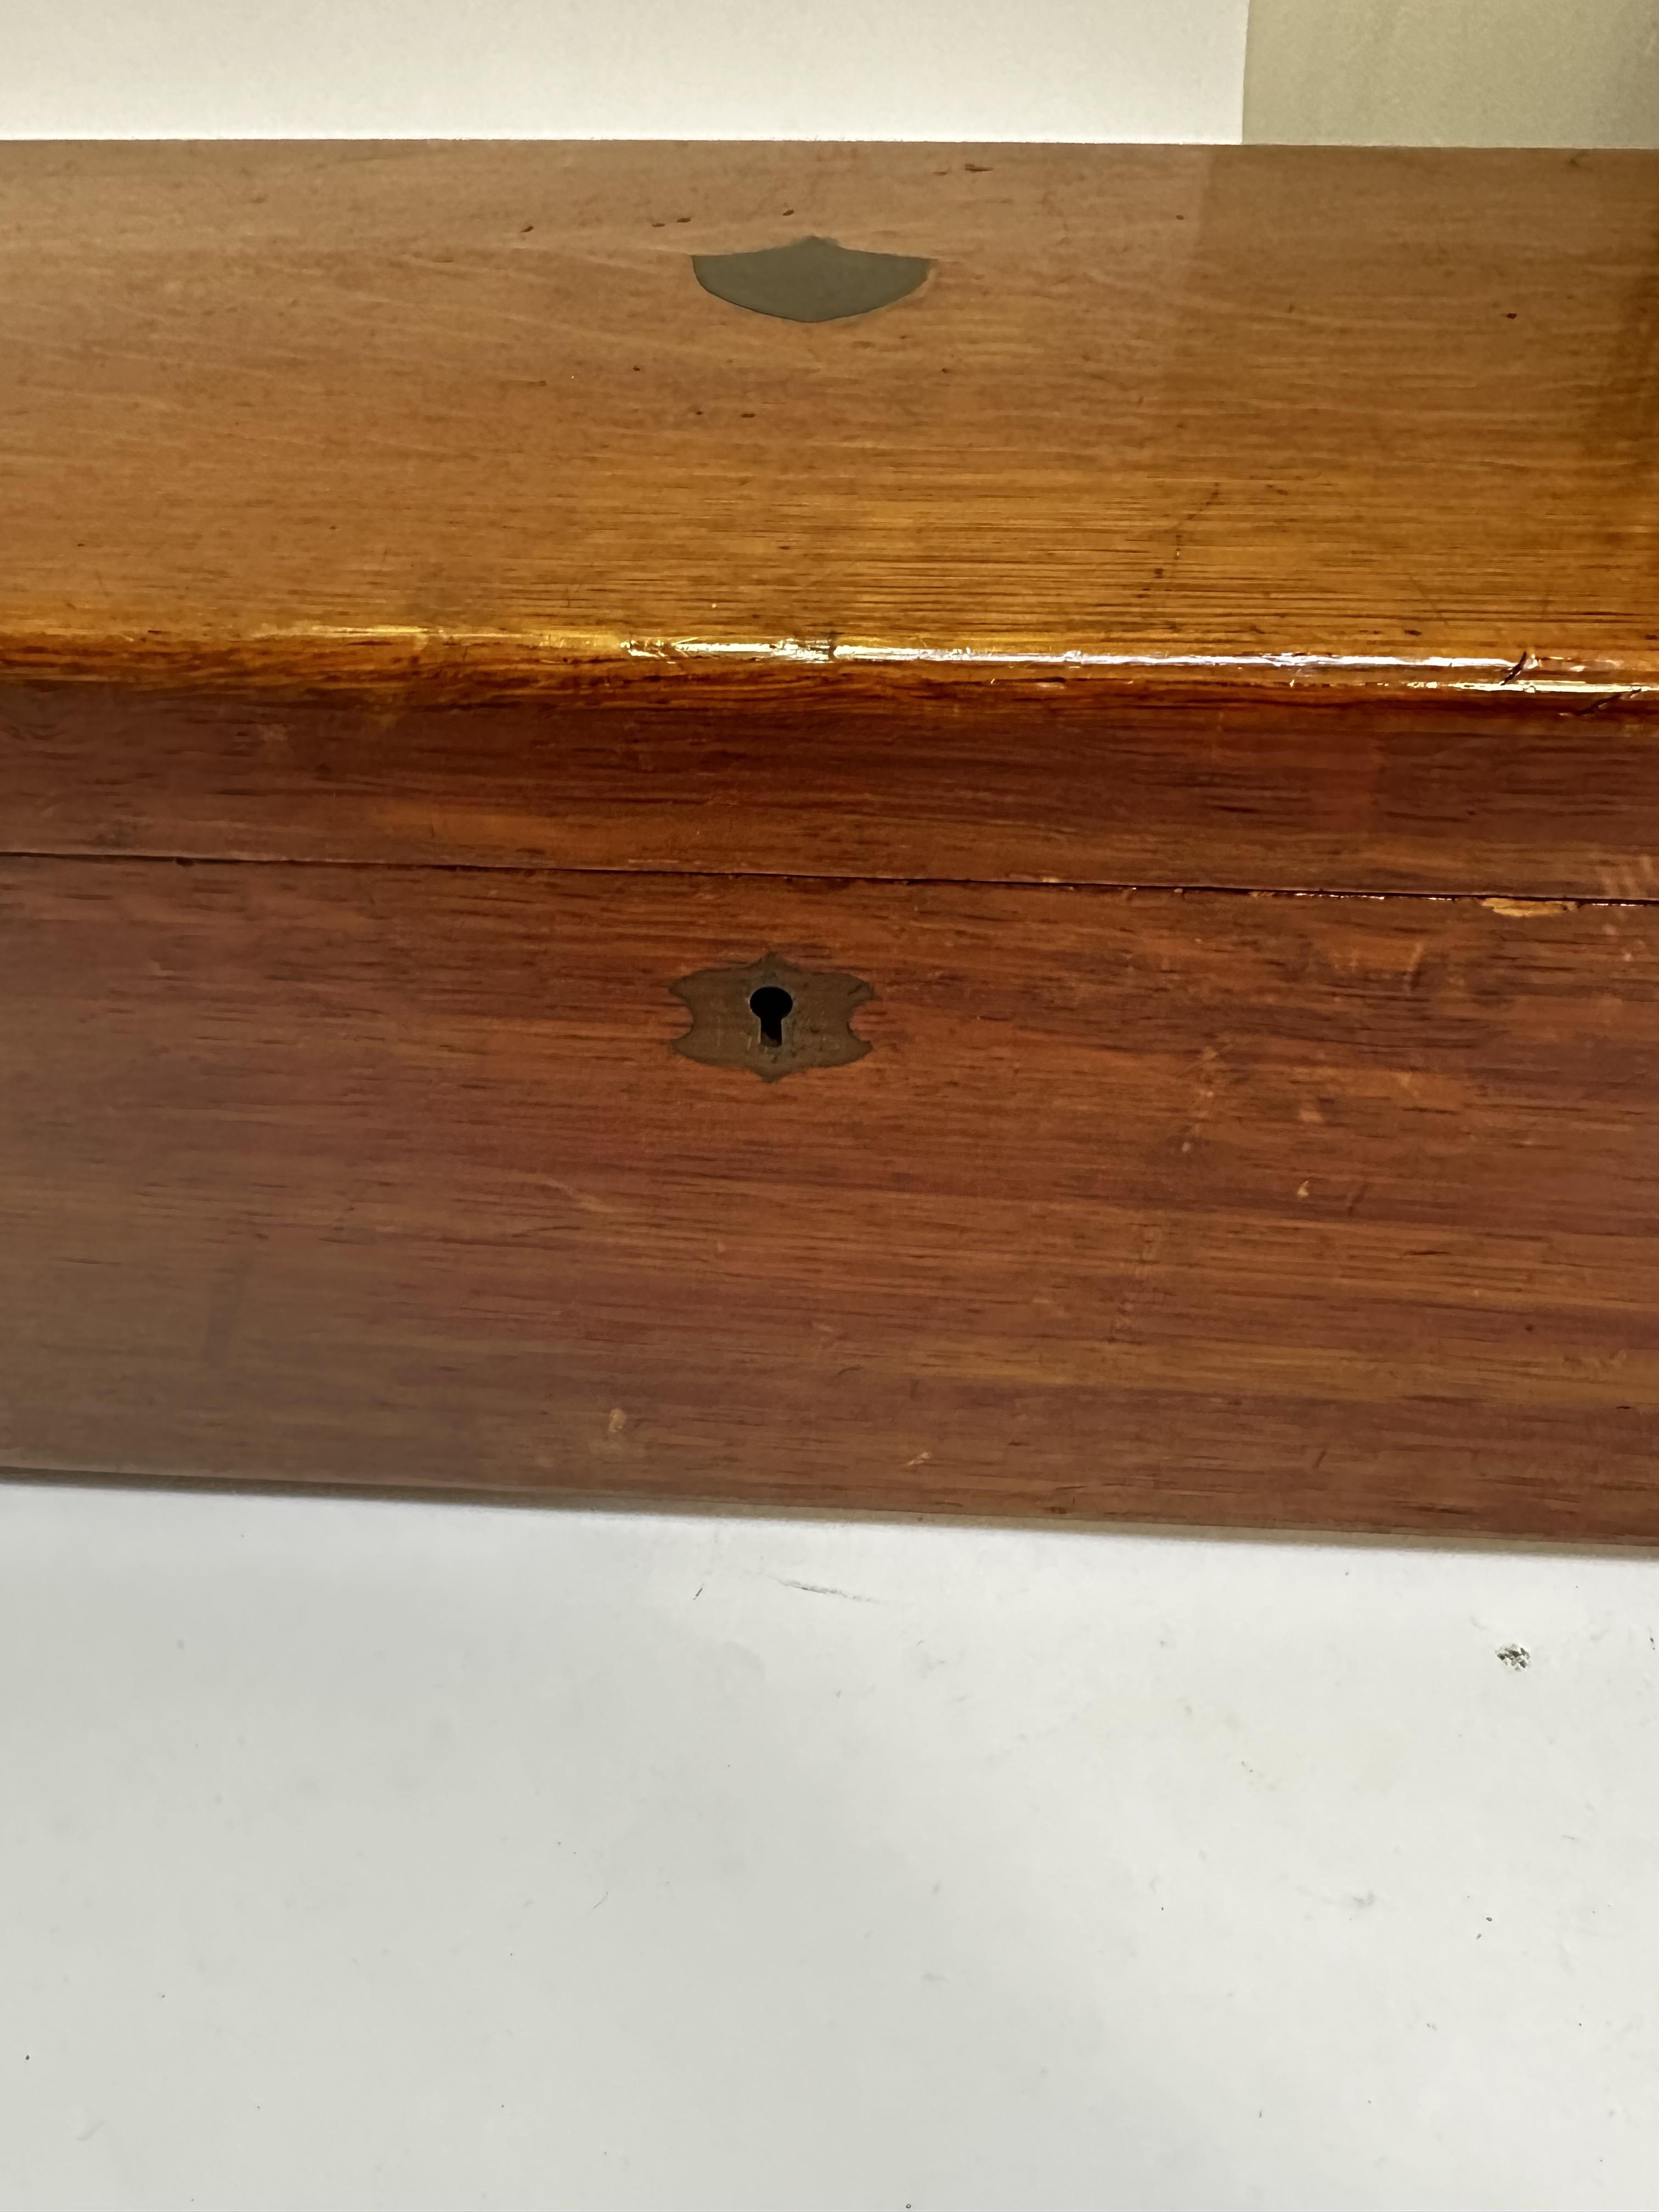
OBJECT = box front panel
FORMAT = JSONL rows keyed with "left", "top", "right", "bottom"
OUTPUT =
{"left": 1, "top": 858, "right": 1654, "bottom": 1539}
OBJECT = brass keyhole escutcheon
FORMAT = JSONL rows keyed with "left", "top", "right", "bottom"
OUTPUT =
{"left": 671, "top": 955, "right": 873, "bottom": 1082}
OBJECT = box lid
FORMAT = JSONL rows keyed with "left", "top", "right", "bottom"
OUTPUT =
{"left": 4, "top": 140, "right": 1658, "bottom": 702}
{"left": 4, "top": 143, "right": 1659, "bottom": 898}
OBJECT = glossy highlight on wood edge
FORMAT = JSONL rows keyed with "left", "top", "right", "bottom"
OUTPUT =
{"left": 4, "top": 635, "right": 1655, "bottom": 703}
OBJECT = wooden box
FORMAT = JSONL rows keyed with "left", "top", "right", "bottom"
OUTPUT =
{"left": 4, "top": 142, "right": 1658, "bottom": 1542}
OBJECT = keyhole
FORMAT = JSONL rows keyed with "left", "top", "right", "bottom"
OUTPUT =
{"left": 749, "top": 984, "right": 794, "bottom": 1048}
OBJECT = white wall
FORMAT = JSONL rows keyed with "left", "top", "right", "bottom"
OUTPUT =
{"left": 0, "top": 0, "right": 1248, "bottom": 140}
{"left": 12, "top": 0, "right": 1659, "bottom": 149}
{"left": 1244, "top": 0, "right": 1659, "bottom": 146}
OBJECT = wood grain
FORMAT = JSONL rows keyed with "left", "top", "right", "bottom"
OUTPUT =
{"left": 5, "top": 143, "right": 1659, "bottom": 1541}
{"left": 4, "top": 679, "right": 1659, "bottom": 898}
{"left": 2, "top": 857, "right": 1655, "bottom": 1542}
{"left": 3, "top": 142, "right": 1659, "bottom": 701}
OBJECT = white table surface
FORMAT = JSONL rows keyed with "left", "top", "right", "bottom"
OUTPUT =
{"left": 3, "top": 1482, "right": 1655, "bottom": 2211}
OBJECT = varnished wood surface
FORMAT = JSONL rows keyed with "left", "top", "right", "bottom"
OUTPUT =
{"left": 3, "top": 142, "right": 1659, "bottom": 701}
{"left": 4, "top": 679, "right": 1658, "bottom": 898}
{"left": 6, "top": 143, "right": 1659, "bottom": 1541}
{"left": 2, "top": 857, "right": 1655, "bottom": 1542}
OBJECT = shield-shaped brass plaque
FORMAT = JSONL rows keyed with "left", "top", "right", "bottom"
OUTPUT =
{"left": 691, "top": 235, "right": 932, "bottom": 323}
